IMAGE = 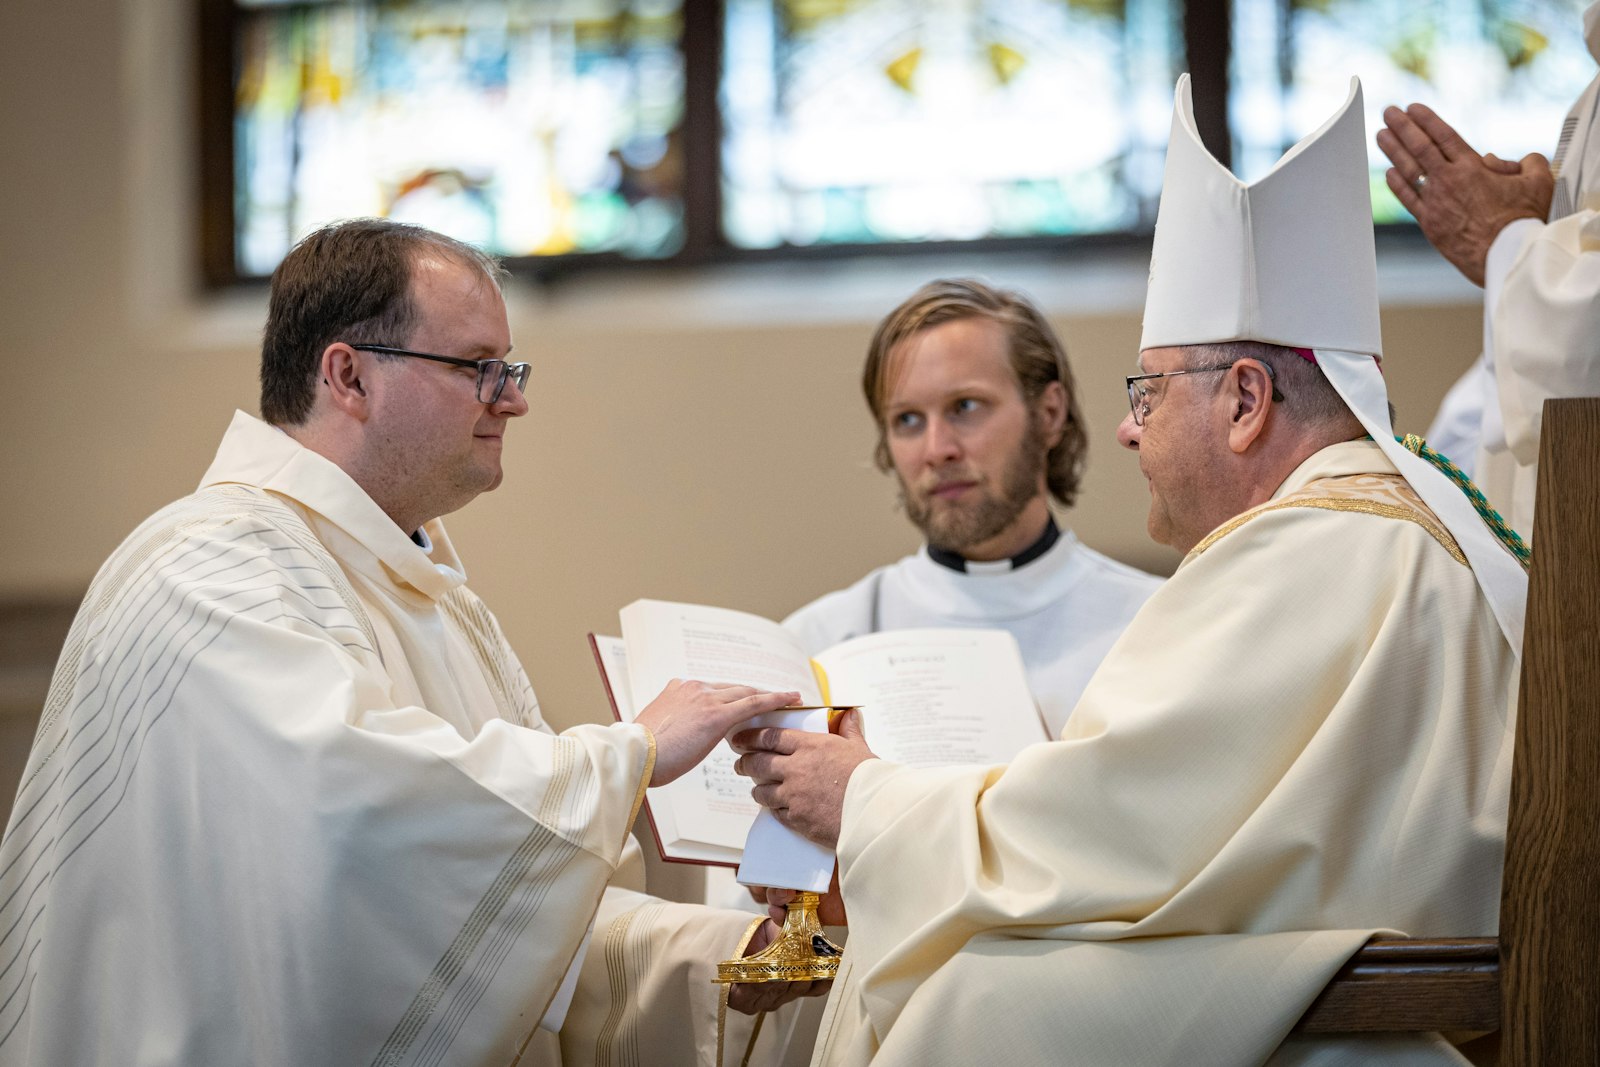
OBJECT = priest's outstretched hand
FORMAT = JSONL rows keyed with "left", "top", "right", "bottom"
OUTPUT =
{"left": 637, "top": 680, "right": 801, "bottom": 787}
{"left": 730, "top": 708, "right": 876, "bottom": 848}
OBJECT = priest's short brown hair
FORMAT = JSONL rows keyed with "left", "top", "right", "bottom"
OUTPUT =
{"left": 260, "top": 218, "right": 504, "bottom": 426}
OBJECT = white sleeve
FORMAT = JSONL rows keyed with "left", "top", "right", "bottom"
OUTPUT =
{"left": 1424, "top": 355, "right": 1490, "bottom": 476}
{"left": 1489, "top": 211, "right": 1600, "bottom": 463}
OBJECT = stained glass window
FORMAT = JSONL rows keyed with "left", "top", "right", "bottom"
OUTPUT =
{"left": 1231, "top": 0, "right": 1595, "bottom": 221}
{"left": 210, "top": 1, "right": 1600, "bottom": 282}
{"left": 719, "top": 0, "right": 1186, "bottom": 249}
{"left": 232, "top": 0, "right": 686, "bottom": 276}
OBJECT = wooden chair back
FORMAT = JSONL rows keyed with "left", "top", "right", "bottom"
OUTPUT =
{"left": 1294, "top": 397, "right": 1600, "bottom": 1063}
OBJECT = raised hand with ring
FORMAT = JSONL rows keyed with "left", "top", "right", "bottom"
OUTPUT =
{"left": 1376, "top": 102, "right": 1552, "bottom": 286}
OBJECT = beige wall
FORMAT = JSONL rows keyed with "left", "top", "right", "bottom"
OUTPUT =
{"left": 0, "top": 0, "right": 1487, "bottom": 753}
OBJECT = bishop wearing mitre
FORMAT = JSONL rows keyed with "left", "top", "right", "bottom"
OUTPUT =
{"left": 734, "top": 74, "right": 1526, "bottom": 1067}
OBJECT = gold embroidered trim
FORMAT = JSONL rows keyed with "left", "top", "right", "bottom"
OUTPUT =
{"left": 741, "top": 1012, "right": 767, "bottom": 1067}
{"left": 434, "top": 589, "right": 584, "bottom": 830}
{"left": 1192, "top": 496, "right": 1467, "bottom": 566}
{"left": 629, "top": 726, "right": 657, "bottom": 831}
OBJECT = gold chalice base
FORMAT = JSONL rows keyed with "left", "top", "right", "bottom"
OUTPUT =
{"left": 715, "top": 891, "right": 842, "bottom": 984}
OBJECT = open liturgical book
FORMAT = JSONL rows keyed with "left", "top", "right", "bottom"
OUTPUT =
{"left": 591, "top": 598, "right": 1049, "bottom": 891}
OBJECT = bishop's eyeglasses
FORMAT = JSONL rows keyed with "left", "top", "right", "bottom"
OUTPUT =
{"left": 350, "top": 344, "right": 531, "bottom": 405}
{"left": 1125, "top": 360, "right": 1277, "bottom": 426}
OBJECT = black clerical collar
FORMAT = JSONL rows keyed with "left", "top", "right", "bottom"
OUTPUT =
{"left": 927, "top": 516, "right": 1060, "bottom": 574}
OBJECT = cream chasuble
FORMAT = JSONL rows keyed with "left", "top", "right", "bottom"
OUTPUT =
{"left": 809, "top": 442, "right": 1515, "bottom": 1066}
{"left": 0, "top": 411, "right": 780, "bottom": 1067}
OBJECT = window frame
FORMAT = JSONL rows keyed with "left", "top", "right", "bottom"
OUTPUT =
{"left": 191, "top": 0, "right": 1263, "bottom": 288}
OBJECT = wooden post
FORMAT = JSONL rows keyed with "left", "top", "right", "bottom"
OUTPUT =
{"left": 1499, "top": 397, "right": 1600, "bottom": 1064}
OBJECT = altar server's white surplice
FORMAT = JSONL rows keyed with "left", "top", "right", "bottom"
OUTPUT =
{"left": 1480, "top": 68, "right": 1600, "bottom": 534}
{"left": 0, "top": 411, "right": 775, "bottom": 1067}
{"left": 1428, "top": 1, "right": 1600, "bottom": 537}
{"left": 810, "top": 442, "right": 1515, "bottom": 1066}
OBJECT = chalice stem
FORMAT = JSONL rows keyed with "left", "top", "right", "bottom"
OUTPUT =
{"left": 714, "top": 891, "right": 842, "bottom": 984}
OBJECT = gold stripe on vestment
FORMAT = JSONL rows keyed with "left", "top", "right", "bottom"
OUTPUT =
{"left": 595, "top": 901, "right": 666, "bottom": 1067}
{"left": 1189, "top": 476, "right": 1467, "bottom": 566}
{"left": 210, "top": 485, "right": 381, "bottom": 651}
{"left": 439, "top": 586, "right": 547, "bottom": 729}
{"left": 373, "top": 826, "right": 582, "bottom": 1067}
{"left": 594, "top": 905, "right": 638, "bottom": 1067}
{"left": 627, "top": 727, "right": 657, "bottom": 835}
{"left": 439, "top": 589, "right": 520, "bottom": 722}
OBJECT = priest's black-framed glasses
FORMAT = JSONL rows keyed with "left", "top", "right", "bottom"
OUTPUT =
{"left": 350, "top": 344, "right": 531, "bottom": 404}
{"left": 1125, "top": 359, "right": 1277, "bottom": 426}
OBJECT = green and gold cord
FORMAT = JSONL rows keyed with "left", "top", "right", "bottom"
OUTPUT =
{"left": 1399, "top": 434, "right": 1531, "bottom": 569}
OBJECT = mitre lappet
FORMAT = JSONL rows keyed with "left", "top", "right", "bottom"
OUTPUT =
{"left": 1142, "top": 73, "right": 1528, "bottom": 650}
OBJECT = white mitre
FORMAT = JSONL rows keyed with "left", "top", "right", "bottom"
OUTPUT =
{"left": 1142, "top": 74, "right": 1527, "bottom": 652}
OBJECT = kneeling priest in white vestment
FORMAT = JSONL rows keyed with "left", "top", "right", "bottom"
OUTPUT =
{"left": 732, "top": 76, "right": 1528, "bottom": 1067}
{"left": 0, "top": 220, "right": 820, "bottom": 1067}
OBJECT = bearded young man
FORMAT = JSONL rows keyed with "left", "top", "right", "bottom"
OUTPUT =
{"left": 783, "top": 279, "right": 1161, "bottom": 738}
{"left": 734, "top": 77, "right": 1526, "bottom": 1067}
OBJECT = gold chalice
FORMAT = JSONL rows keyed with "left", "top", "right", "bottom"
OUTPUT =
{"left": 717, "top": 703, "right": 857, "bottom": 984}
{"left": 714, "top": 891, "right": 842, "bottom": 984}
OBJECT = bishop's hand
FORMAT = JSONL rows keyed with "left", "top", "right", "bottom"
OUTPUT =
{"left": 767, "top": 866, "right": 848, "bottom": 928}
{"left": 724, "top": 918, "right": 833, "bottom": 1015}
{"left": 731, "top": 708, "right": 875, "bottom": 848}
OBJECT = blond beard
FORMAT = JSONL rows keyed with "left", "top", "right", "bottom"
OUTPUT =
{"left": 900, "top": 420, "right": 1049, "bottom": 554}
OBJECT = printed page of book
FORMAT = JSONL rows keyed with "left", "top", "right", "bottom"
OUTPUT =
{"left": 813, "top": 628, "right": 1049, "bottom": 768}
{"left": 592, "top": 634, "right": 637, "bottom": 719}
{"left": 591, "top": 634, "right": 741, "bottom": 865}
{"left": 620, "top": 599, "right": 825, "bottom": 701}
{"left": 619, "top": 599, "right": 826, "bottom": 853}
